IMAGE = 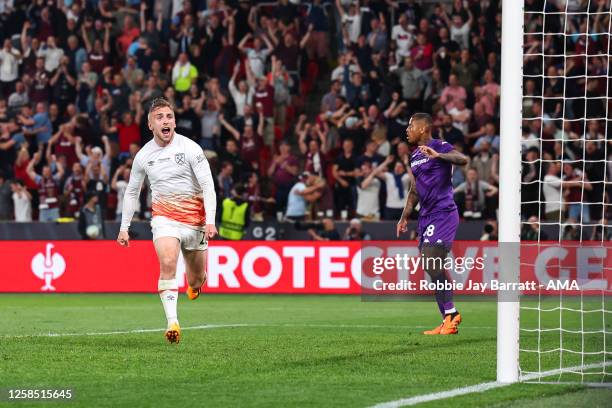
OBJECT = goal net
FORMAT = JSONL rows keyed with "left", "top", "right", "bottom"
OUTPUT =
{"left": 506, "top": 0, "right": 612, "bottom": 384}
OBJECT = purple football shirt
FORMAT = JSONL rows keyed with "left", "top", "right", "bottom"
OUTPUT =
{"left": 409, "top": 138, "right": 457, "bottom": 217}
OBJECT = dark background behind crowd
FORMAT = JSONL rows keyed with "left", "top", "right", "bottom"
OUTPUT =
{"left": 0, "top": 0, "right": 609, "bottom": 240}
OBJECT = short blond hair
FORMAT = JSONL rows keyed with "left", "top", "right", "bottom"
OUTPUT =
{"left": 148, "top": 97, "right": 174, "bottom": 122}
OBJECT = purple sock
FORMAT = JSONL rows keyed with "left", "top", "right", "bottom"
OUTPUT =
{"left": 434, "top": 291, "right": 445, "bottom": 316}
{"left": 442, "top": 298, "right": 455, "bottom": 315}
{"left": 434, "top": 275, "right": 455, "bottom": 316}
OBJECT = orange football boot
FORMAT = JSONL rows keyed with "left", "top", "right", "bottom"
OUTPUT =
{"left": 186, "top": 286, "right": 200, "bottom": 300}
{"left": 423, "top": 313, "right": 462, "bottom": 335}
{"left": 186, "top": 273, "right": 207, "bottom": 300}
{"left": 423, "top": 322, "right": 443, "bottom": 335}
{"left": 165, "top": 322, "right": 181, "bottom": 344}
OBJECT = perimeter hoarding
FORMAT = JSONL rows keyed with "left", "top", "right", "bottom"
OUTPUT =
{"left": 0, "top": 241, "right": 609, "bottom": 295}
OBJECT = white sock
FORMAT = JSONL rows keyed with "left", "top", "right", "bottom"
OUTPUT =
{"left": 158, "top": 279, "right": 178, "bottom": 327}
{"left": 444, "top": 307, "right": 457, "bottom": 315}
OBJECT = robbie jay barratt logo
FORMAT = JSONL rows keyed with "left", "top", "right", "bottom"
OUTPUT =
{"left": 31, "top": 243, "right": 66, "bottom": 291}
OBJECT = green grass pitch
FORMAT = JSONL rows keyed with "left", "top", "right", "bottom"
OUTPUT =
{"left": 0, "top": 294, "right": 610, "bottom": 407}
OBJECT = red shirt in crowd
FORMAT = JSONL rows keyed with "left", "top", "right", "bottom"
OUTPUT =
{"left": 14, "top": 161, "right": 37, "bottom": 190}
{"left": 254, "top": 85, "right": 274, "bottom": 118}
{"left": 118, "top": 27, "right": 140, "bottom": 55}
{"left": 271, "top": 155, "right": 299, "bottom": 186}
{"left": 89, "top": 52, "right": 109, "bottom": 74}
{"left": 411, "top": 42, "right": 433, "bottom": 71}
{"left": 53, "top": 131, "right": 79, "bottom": 168}
{"left": 274, "top": 44, "right": 299, "bottom": 71}
{"left": 37, "top": 22, "right": 54, "bottom": 41}
{"left": 240, "top": 134, "right": 262, "bottom": 169}
{"left": 117, "top": 123, "right": 140, "bottom": 153}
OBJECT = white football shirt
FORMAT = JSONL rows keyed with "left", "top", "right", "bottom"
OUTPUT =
{"left": 392, "top": 25, "right": 414, "bottom": 57}
{"left": 120, "top": 133, "right": 216, "bottom": 231}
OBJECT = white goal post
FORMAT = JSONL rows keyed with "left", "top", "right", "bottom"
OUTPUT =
{"left": 497, "top": 0, "right": 524, "bottom": 384}
{"left": 499, "top": 0, "right": 612, "bottom": 385}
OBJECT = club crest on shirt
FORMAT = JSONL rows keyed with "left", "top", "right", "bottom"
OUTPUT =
{"left": 175, "top": 153, "right": 185, "bottom": 165}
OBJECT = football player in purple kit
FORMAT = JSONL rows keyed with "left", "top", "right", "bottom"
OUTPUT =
{"left": 396, "top": 113, "right": 468, "bottom": 335}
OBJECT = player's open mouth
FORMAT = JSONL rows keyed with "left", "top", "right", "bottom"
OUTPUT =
{"left": 161, "top": 127, "right": 171, "bottom": 135}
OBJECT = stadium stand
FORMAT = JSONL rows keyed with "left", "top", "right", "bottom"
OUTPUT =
{"left": 0, "top": 0, "right": 605, "bottom": 234}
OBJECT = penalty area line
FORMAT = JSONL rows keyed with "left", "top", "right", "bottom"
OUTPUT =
{"left": 369, "top": 361, "right": 612, "bottom": 408}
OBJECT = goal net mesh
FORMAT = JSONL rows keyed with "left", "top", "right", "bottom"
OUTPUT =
{"left": 519, "top": 0, "right": 611, "bottom": 384}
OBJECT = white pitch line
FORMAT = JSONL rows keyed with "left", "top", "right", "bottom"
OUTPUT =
{"left": 0, "top": 324, "right": 251, "bottom": 339}
{"left": 0, "top": 323, "right": 495, "bottom": 339}
{"left": 275, "top": 324, "right": 496, "bottom": 330}
{"left": 369, "top": 361, "right": 612, "bottom": 408}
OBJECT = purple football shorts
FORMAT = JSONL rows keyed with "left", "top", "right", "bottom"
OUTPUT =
{"left": 417, "top": 209, "right": 460, "bottom": 250}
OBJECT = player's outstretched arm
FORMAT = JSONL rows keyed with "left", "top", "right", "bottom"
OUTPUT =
{"left": 418, "top": 145, "right": 468, "bottom": 166}
{"left": 191, "top": 149, "right": 218, "bottom": 239}
{"left": 117, "top": 156, "right": 146, "bottom": 247}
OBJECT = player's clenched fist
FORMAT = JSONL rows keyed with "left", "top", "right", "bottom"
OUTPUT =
{"left": 117, "top": 231, "right": 130, "bottom": 247}
{"left": 205, "top": 224, "right": 218, "bottom": 239}
{"left": 418, "top": 145, "right": 439, "bottom": 159}
{"left": 396, "top": 218, "right": 408, "bottom": 237}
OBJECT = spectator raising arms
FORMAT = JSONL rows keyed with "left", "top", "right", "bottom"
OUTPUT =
{"left": 26, "top": 148, "right": 64, "bottom": 222}
{"left": 10, "top": 179, "right": 32, "bottom": 222}
{"left": 0, "top": 0, "right": 600, "bottom": 229}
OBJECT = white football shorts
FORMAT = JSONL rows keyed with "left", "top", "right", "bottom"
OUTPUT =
{"left": 151, "top": 216, "right": 208, "bottom": 251}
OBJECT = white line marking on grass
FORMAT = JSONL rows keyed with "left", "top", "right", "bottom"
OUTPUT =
{"left": 369, "top": 361, "right": 612, "bottom": 408}
{"left": 274, "top": 324, "right": 495, "bottom": 330}
{"left": 0, "top": 323, "right": 495, "bottom": 339}
{"left": 1, "top": 324, "right": 251, "bottom": 339}
{"left": 522, "top": 381, "right": 612, "bottom": 388}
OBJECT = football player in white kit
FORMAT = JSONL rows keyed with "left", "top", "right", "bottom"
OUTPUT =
{"left": 117, "top": 97, "right": 217, "bottom": 344}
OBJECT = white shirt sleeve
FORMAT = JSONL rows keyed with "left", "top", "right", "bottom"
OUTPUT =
{"left": 228, "top": 78, "right": 239, "bottom": 101}
{"left": 247, "top": 85, "right": 254, "bottom": 106}
{"left": 120, "top": 155, "right": 146, "bottom": 231}
{"left": 402, "top": 173, "right": 410, "bottom": 189}
{"left": 480, "top": 181, "right": 493, "bottom": 190}
{"left": 190, "top": 149, "right": 217, "bottom": 224}
{"left": 545, "top": 175, "right": 562, "bottom": 189}
{"left": 171, "top": 63, "right": 180, "bottom": 83}
{"left": 391, "top": 26, "right": 399, "bottom": 41}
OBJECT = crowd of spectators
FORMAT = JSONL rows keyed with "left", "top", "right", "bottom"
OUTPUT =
{"left": 522, "top": 0, "right": 611, "bottom": 239}
{"left": 0, "top": 0, "right": 608, "bottom": 237}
